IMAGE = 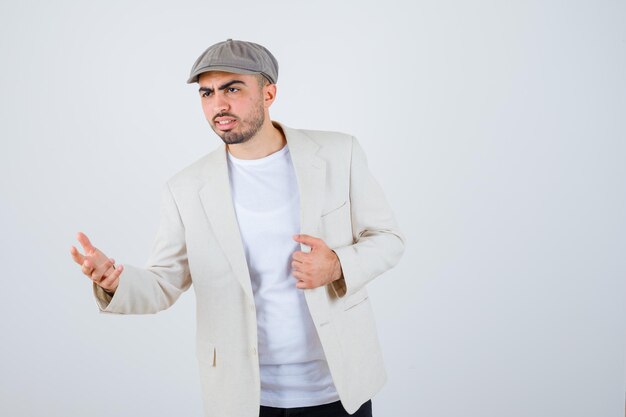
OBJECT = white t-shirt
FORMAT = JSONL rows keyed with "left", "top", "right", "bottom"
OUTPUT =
{"left": 227, "top": 143, "right": 340, "bottom": 408}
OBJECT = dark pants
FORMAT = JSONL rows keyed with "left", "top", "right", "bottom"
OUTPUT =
{"left": 259, "top": 400, "right": 372, "bottom": 417}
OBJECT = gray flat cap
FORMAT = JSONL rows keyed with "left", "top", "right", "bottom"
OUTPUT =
{"left": 187, "top": 39, "right": 278, "bottom": 84}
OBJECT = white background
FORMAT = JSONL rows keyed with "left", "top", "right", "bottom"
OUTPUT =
{"left": 0, "top": 1, "right": 624, "bottom": 416}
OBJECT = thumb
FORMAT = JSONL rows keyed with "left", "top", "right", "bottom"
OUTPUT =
{"left": 293, "top": 234, "right": 320, "bottom": 249}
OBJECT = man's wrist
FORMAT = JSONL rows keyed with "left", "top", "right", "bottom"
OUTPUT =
{"left": 332, "top": 250, "right": 344, "bottom": 282}
{"left": 335, "top": 269, "right": 343, "bottom": 282}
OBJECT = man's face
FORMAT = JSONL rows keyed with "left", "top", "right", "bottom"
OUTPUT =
{"left": 198, "top": 71, "right": 269, "bottom": 145}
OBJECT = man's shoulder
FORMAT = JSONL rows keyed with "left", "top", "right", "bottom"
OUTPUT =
{"left": 280, "top": 123, "right": 355, "bottom": 155}
{"left": 289, "top": 125, "right": 354, "bottom": 144}
{"left": 164, "top": 143, "right": 223, "bottom": 188}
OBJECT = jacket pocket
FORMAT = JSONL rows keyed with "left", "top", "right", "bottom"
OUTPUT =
{"left": 196, "top": 340, "right": 217, "bottom": 367}
{"left": 321, "top": 200, "right": 348, "bottom": 217}
{"left": 319, "top": 200, "right": 353, "bottom": 249}
{"left": 343, "top": 288, "right": 369, "bottom": 311}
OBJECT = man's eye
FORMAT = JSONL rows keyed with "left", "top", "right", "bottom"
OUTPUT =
{"left": 201, "top": 92, "right": 211, "bottom": 98}
{"left": 227, "top": 87, "right": 239, "bottom": 93}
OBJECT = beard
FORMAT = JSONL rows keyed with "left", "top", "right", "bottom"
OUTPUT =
{"left": 211, "top": 102, "right": 265, "bottom": 145}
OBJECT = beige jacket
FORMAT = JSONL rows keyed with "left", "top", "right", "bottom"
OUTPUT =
{"left": 93, "top": 122, "right": 405, "bottom": 416}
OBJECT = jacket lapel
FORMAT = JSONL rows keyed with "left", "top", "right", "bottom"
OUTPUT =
{"left": 198, "top": 148, "right": 253, "bottom": 301}
{"left": 278, "top": 122, "right": 327, "bottom": 246}
{"left": 197, "top": 122, "right": 327, "bottom": 303}
{"left": 280, "top": 123, "right": 331, "bottom": 325}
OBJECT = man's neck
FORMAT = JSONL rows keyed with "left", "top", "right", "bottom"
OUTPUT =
{"left": 227, "top": 120, "right": 286, "bottom": 160}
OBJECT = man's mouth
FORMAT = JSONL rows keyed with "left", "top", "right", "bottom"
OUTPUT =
{"left": 214, "top": 117, "right": 237, "bottom": 131}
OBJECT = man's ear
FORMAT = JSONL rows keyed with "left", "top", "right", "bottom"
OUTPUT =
{"left": 263, "top": 83, "right": 277, "bottom": 108}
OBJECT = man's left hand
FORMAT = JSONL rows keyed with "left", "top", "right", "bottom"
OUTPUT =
{"left": 291, "top": 234, "right": 343, "bottom": 289}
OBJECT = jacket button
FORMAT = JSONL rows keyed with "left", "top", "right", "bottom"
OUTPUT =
{"left": 251, "top": 347, "right": 257, "bottom": 356}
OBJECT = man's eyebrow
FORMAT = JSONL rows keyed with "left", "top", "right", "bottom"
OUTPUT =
{"left": 219, "top": 80, "right": 246, "bottom": 90}
{"left": 198, "top": 80, "right": 247, "bottom": 94}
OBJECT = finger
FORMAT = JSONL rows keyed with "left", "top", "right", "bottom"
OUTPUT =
{"left": 292, "top": 251, "right": 308, "bottom": 262}
{"left": 91, "top": 259, "right": 114, "bottom": 283}
{"left": 70, "top": 245, "right": 85, "bottom": 265}
{"left": 100, "top": 264, "right": 122, "bottom": 289}
{"left": 291, "top": 260, "right": 302, "bottom": 273}
{"left": 293, "top": 269, "right": 307, "bottom": 288}
{"left": 97, "top": 265, "right": 116, "bottom": 281}
{"left": 292, "top": 269, "right": 309, "bottom": 281}
{"left": 109, "top": 258, "right": 115, "bottom": 266}
{"left": 100, "top": 265, "right": 123, "bottom": 291}
{"left": 293, "top": 234, "right": 326, "bottom": 250}
{"left": 77, "top": 231, "right": 96, "bottom": 254}
{"left": 102, "top": 276, "right": 119, "bottom": 293}
{"left": 81, "top": 260, "right": 95, "bottom": 277}
{"left": 99, "top": 273, "right": 117, "bottom": 290}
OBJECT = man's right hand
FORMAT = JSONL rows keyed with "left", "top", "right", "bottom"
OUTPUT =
{"left": 70, "top": 231, "right": 123, "bottom": 294}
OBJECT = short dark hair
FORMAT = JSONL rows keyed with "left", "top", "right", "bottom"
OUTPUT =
{"left": 256, "top": 74, "right": 271, "bottom": 88}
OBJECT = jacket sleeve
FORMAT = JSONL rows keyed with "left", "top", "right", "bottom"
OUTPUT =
{"left": 93, "top": 182, "right": 192, "bottom": 314}
{"left": 330, "top": 136, "right": 405, "bottom": 298}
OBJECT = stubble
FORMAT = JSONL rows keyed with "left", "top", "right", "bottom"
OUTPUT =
{"left": 212, "top": 101, "right": 265, "bottom": 145}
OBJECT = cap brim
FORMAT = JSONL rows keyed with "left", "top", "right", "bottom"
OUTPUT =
{"left": 186, "top": 65, "right": 261, "bottom": 84}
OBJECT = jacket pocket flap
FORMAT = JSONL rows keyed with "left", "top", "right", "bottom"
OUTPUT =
{"left": 196, "top": 340, "right": 217, "bottom": 366}
{"left": 321, "top": 200, "right": 348, "bottom": 217}
{"left": 343, "top": 289, "right": 369, "bottom": 311}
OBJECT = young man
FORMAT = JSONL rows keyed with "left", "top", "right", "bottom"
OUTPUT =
{"left": 70, "top": 39, "right": 405, "bottom": 417}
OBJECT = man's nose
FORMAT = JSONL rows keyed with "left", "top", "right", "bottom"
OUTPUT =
{"left": 213, "top": 95, "right": 229, "bottom": 114}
